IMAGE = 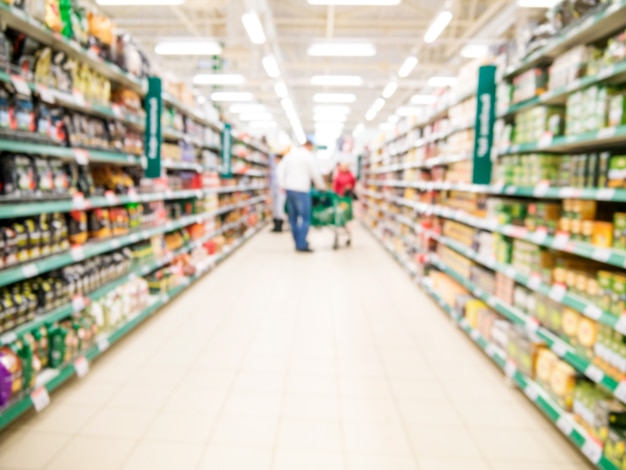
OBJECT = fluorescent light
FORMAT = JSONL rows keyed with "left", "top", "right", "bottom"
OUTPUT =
{"left": 274, "top": 81, "right": 288, "bottom": 98}
{"left": 211, "top": 92, "right": 254, "bottom": 102}
{"left": 239, "top": 112, "right": 273, "bottom": 121}
{"left": 388, "top": 115, "right": 399, "bottom": 123}
{"left": 365, "top": 109, "right": 377, "bottom": 121}
{"left": 382, "top": 82, "right": 398, "bottom": 99}
{"left": 230, "top": 103, "right": 265, "bottom": 113}
{"left": 313, "top": 114, "right": 347, "bottom": 122}
{"left": 155, "top": 40, "right": 221, "bottom": 55}
{"left": 96, "top": 0, "right": 182, "bottom": 4}
{"left": 193, "top": 74, "right": 244, "bottom": 85}
{"left": 424, "top": 11, "right": 453, "bottom": 43}
{"left": 307, "top": 42, "right": 376, "bottom": 57}
{"left": 249, "top": 121, "right": 277, "bottom": 129}
{"left": 197, "top": 96, "right": 206, "bottom": 104}
{"left": 517, "top": 0, "right": 560, "bottom": 6}
{"left": 372, "top": 98, "right": 385, "bottom": 112}
{"left": 281, "top": 98, "right": 295, "bottom": 113}
{"left": 313, "top": 93, "right": 356, "bottom": 103}
{"left": 315, "top": 122, "right": 344, "bottom": 131}
{"left": 396, "top": 106, "right": 423, "bottom": 116}
{"left": 314, "top": 105, "right": 351, "bottom": 115}
{"left": 379, "top": 123, "right": 394, "bottom": 131}
{"left": 262, "top": 56, "right": 280, "bottom": 78}
{"left": 308, "top": 0, "right": 400, "bottom": 4}
{"left": 411, "top": 94, "right": 436, "bottom": 105}
{"left": 242, "top": 11, "right": 266, "bottom": 44}
{"left": 461, "top": 44, "right": 490, "bottom": 58}
{"left": 398, "top": 56, "right": 418, "bottom": 78}
{"left": 353, "top": 123, "right": 364, "bottom": 136}
{"left": 428, "top": 76, "right": 457, "bottom": 87}
{"left": 311, "top": 75, "right": 363, "bottom": 87}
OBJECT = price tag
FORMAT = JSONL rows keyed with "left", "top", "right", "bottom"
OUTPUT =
{"left": 0, "top": 331, "right": 17, "bottom": 345}
{"left": 581, "top": 440, "right": 603, "bottom": 464}
{"left": 538, "top": 134, "right": 553, "bottom": 149}
{"left": 592, "top": 248, "right": 612, "bottom": 263}
{"left": 615, "top": 315, "right": 626, "bottom": 335}
{"left": 72, "top": 295, "right": 86, "bottom": 313}
{"left": 526, "top": 274, "right": 541, "bottom": 291}
{"left": 74, "top": 356, "right": 89, "bottom": 378}
{"left": 110, "top": 239, "right": 121, "bottom": 248}
{"left": 584, "top": 303, "right": 603, "bottom": 321}
{"left": 21, "top": 264, "right": 39, "bottom": 278}
{"left": 129, "top": 233, "right": 139, "bottom": 243}
{"left": 585, "top": 364, "right": 605, "bottom": 383}
{"left": 524, "top": 384, "right": 539, "bottom": 401}
{"left": 160, "top": 293, "right": 170, "bottom": 304}
{"left": 553, "top": 233, "right": 570, "bottom": 250}
{"left": 11, "top": 75, "right": 31, "bottom": 96}
{"left": 549, "top": 284, "right": 566, "bottom": 302}
{"left": 485, "top": 343, "right": 497, "bottom": 357}
{"left": 598, "top": 127, "right": 617, "bottom": 139}
{"left": 596, "top": 188, "right": 615, "bottom": 201}
{"left": 72, "top": 91, "right": 86, "bottom": 107}
{"left": 525, "top": 317, "right": 540, "bottom": 334}
{"left": 556, "top": 416, "right": 574, "bottom": 436}
{"left": 614, "top": 381, "right": 626, "bottom": 403}
{"left": 70, "top": 245, "right": 85, "bottom": 261}
{"left": 558, "top": 187, "right": 581, "bottom": 199}
{"left": 97, "top": 335, "right": 110, "bottom": 352}
{"left": 105, "top": 191, "right": 120, "bottom": 205}
{"left": 598, "top": 65, "right": 616, "bottom": 80}
{"left": 141, "top": 265, "right": 151, "bottom": 275}
{"left": 72, "top": 193, "right": 88, "bottom": 210}
{"left": 73, "top": 149, "right": 90, "bottom": 165}
{"left": 36, "top": 84, "right": 55, "bottom": 104}
{"left": 30, "top": 387, "right": 50, "bottom": 412}
{"left": 111, "top": 105, "right": 124, "bottom": 119}
{"left": 470, "top": 329, "right": 480, "bottom": 340}
{"left": 551, "top": 341, "right": 568, "bottom": 358}
{"left": 531, "top": 229, "right": 548, "bottom": 245}
{"left": 505, "top": 266, "right": 517, "bottom": 278}
{"left": 505, "top": 361, "right": 517, "bottom": 378}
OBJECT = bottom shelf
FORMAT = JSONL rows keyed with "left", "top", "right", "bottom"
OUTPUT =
{"left": 0, "top": 222, "right": 268, "bottom": 431}
{"left": 362, "top": 222, "right": 615, "bottom": 470}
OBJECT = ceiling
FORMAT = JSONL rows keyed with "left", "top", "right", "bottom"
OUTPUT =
{"left": 96, "top": 0, "right": 516, "bottom": 145}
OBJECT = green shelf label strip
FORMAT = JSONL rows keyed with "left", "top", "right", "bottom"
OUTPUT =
{"left": 363, "top": 222, "right": 617, "bottom": 470}
{"left": 0, "top": 222, "right": 268, "bottom": 431}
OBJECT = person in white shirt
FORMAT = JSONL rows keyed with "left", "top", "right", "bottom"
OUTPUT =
{"left": 276, "top": 140, "right": 325, "bottom": 253}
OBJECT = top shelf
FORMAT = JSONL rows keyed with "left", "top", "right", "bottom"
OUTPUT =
{"left": 162, "top": 93, "right": 222, "bottom": 131}
{"left": 0, "top": 3, "right": 146, "bottom": 95}
{"left": 502, "top": 0, "right": 626, "bottom": 79}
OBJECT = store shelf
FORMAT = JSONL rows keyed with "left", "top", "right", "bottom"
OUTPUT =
{"left": 0, "top": 222, "right": 268, "bottom": 431}
{"left": 0, "top": 195, "right": 267, "bottom": 289}
{"left": 0, "top": 3, "right": 146, "bottom": 94}
{"left": 502, "top": 0, "right": 626, "bottom": 79}
{"left": 498, "top": 125, "right": 626, "bottom": 154}
{"left": 0, "top": 140, "right": 142, "bottom": 166}
{"left": 369, "top": 153, "right": 472, "bottom": 175}
{"left": 162, "top": 93, "right": 222, "bottom": 131}
{"left": 363, "top": 222, "right": 615, "bottom": 469}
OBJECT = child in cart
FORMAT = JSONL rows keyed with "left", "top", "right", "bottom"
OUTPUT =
{"left": 333, "top": 162, "right": 356, "bottom": 197}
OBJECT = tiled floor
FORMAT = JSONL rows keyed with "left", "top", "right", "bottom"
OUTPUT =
{"left": 0, "top": 225, "right": 593, "bottom": 469}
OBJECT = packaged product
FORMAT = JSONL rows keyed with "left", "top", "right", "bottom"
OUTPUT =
{"left": 0, "top": 346, "right": 22, "bottom": 407}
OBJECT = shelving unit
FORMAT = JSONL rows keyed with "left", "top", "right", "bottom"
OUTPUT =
{"left": 361, "top": 2, "right": 626, "bottom": 468}
{"left": 0, "top": 1, "right": 271, "bottom": 432}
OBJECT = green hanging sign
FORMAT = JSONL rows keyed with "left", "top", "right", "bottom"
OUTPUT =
{"left": 144, "top": 77, "right": 163, "bottom": 178}
{"left": 472, "top": 65, "right": 496, "bottom": 185}
{"left": 221, "top": 123, "right": 232, "bottom": 178}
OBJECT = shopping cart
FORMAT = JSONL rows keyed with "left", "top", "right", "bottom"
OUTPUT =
{"left": 310, "top": 190, "right": 353, "bottom": 249}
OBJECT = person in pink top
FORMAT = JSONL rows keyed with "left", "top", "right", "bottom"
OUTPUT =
{"left": 333, "top": 162, "right": 356, "bottom": 197}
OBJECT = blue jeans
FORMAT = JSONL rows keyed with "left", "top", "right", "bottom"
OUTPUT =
{"left": 286, "top": 190, "right": 311, "bottom": 251}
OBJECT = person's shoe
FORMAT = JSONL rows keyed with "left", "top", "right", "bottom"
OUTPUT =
{"left": 296, "top": 247, "right": 314, "bottom": 253}
{"left": 271, "top": 219, "right": 280, "bottom": 232}
{"left": 276, "top": 220, "right": 283, "bottom": 232}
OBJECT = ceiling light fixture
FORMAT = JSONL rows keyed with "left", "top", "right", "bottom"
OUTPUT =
{"left": 96, "top": 0, "right": 183, "bottom": 4}
{"left": 239, "top": 112, "right": 273, "bottom": 121}
{"left": 379, "top": 123, "right": 394, "bottom": 131}
{"left": 396, "top": 106, "right": 424, "bottom": 116}
{"left": 311, "top": 75, "right": 363, "bottom": 87}
{"left": 353, "top": 123, "right": 364, "bottom": 136}
{"left": 197, "top": 96, "right": 206, "bottom": 104}
{"left": 365, "top": 109, "right": 377, "bottom": 121}
{"left": 516, "top": 0, "right": 560, "bottom": 7}
{"left": 307, "top": 42, "right": 376, "bottom": 57}
{"left": 314, "top": 105, "right": 351, "bottom": 115}
{"left": 262, "top": 56, "right": 280, "bottom": 78}
{"left": 428, "top": 76, "right": 457, "bottom": 87}
{"left": 382, "top": 81, "right": 398, "bottom": 99}
{"left": 242, "top": 11, "right": 266, "bottom": 44}
{"left": 424, "top": 11, "right": 453, "bottom": 43}
{"left": 281, "top": 98, "right": 295, "bottom": 113}
{"left": 398, "top": 56, "right": 418, "bottom": 78}
{"left": 313, "top": 93, "right": 357, "bottom": 103}
{"left": 274, "top": 81, "right": 288, "bottom": 98}
{"left": 155, "top": 40, "right": 221, "bottom": 55}
{"left": 211, "top": 92, "right": 254, "bottom": 102}
{"left": 315, "top": 122, "right": 345, "bottom": 131}
{"left": 230, "top": 104, "right": 265, "bottom": 113}
{"left": 460, "top": 44, "right": 490, "bottom": 58}
{"left": 192, "top": 74, "right": 244, "bottom": 85}
{"left": 313, "top": 114, "right": 347, "bottom": 122}
{"left": 388, "top": 115, "right": 399, "bottom": 123}
{"left": 411, "top": 94, "right": 436, "bottom": 105}
{"left": 307, "top": 0, "right": 401, "bottom": 4}
{"left": 249, "top": 121, "right": 277, "bottom": 129}
{"left": 372, "top": 98, "right": 385, "bottom": 112}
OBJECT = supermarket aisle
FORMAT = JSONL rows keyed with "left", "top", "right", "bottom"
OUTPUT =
{"left": 0, "top": 225, "right": 591, "bottom": 470}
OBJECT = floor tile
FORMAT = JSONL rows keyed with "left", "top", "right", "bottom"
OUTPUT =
{"left": 222, "top": 392, "right": 283, "bottom": 418}
{"left": 343, "top": 422, "right": 412, "bottom": 454}
{"left": 340, "top": 397, "right": 400, "bottom": 424}
{"left": 0, "top": 431, "right": 70, "bottom": 469}
{"left": 16, "top": 404, "right": 97, "bottom": 435}
{"left": 107, "top": 383, "right": 174, "bottom": 410}
{"left": 80, "top": 408, "right": 157, "bottom": 439}
{"left": 45, "top": 436, "right": 135, "bottom": 470}
{"left": 122, "top": 440, "right": 203, "bottom": 470}
{"left": 397, "top": 399, "right": 463, "bottom": 425}
{"left": 197, "top": 445, "right": 273, "bottom": 470}
{"left": 346, "top": 454, "right": 419, "bottom": 470}
{"left": 211, "top": 416, "right": 279, "bottom": 447}
{"left": 418, "top": 457, "right": 490, "bottom": 469}
{"left": 144, "top": 411, "right": 215, "bottom": 443}
{"left": 277, "top": 419, "right": 343, "bottom": 451}
{"left": 273, "top": 450, "right": 344, "bottom": 470}
{"left": 283, "top": 393, "right": 340, "bottom": 421}
{"left": 407, "top": 424, "right": 483, "bottom": 458}
{"left": 469, "top": 427, "right": 560, "bottom": 462}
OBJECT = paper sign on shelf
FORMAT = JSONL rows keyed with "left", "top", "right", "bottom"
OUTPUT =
{"left": 104, "top": 191, "right": 119, "bottom": 204}
{"left": 524, "top": 384, "right": 539, "bottom": 401}
{"left": 582, "top": 440, "right": 603, "bottom": 464}
{"left": 553, "top": 232, "right": 570, "bottom": 250}
{"left": 30, "top": 387, "right": 50, "bottom": 412}
{"left": 556, "top": 416, "right": 574, "bottom": 436}
{"left": 583, "top": 304, "right": 603, "bottom": 321}
{"left": 598, "top": 127, "right": 617, "bottom": 139}
{"left": 615, "top": 315, "right": 626, "bottom": 335}
{"left": 549, "top": 284, "right": 566, "bottom": 302}
{"left": 73, "top": 149, "right": 90, "bottom": 165}
{"left": 504, "top": 360, "right": 516, "bottom": 378}
{"left": 585, "top": 364, "right": 605, "bottom": 383}
{"left": 36, "top": 85, "right": 55, "bottom": 104}
{"left": 11, "top": 75, "right": 31, "bottom": 96}
{"left": 597, "top": 188, "right": 616, "bottom": 201}
{"left": 70, "top": 245, "right": 85, "bottom": 261}
{"left": 97, "top": 335, "right": 110, "bottom": 352}
{"left": 551, "top": 341, "right": 568, "bottom": 358}
{"left": 72, "top": 295, "right": 86, "bottom": 313}
{"left": 74, "top": 356, "right": 89, "bottom": 378}
{"left": 614, "top": 381, "right": 626, "bottom": 403}
{"left": 527, "top": 274, "right": 542, "bottom": 290}
{"left": 21, "top": 264, "right": 39, "bottom": 278}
